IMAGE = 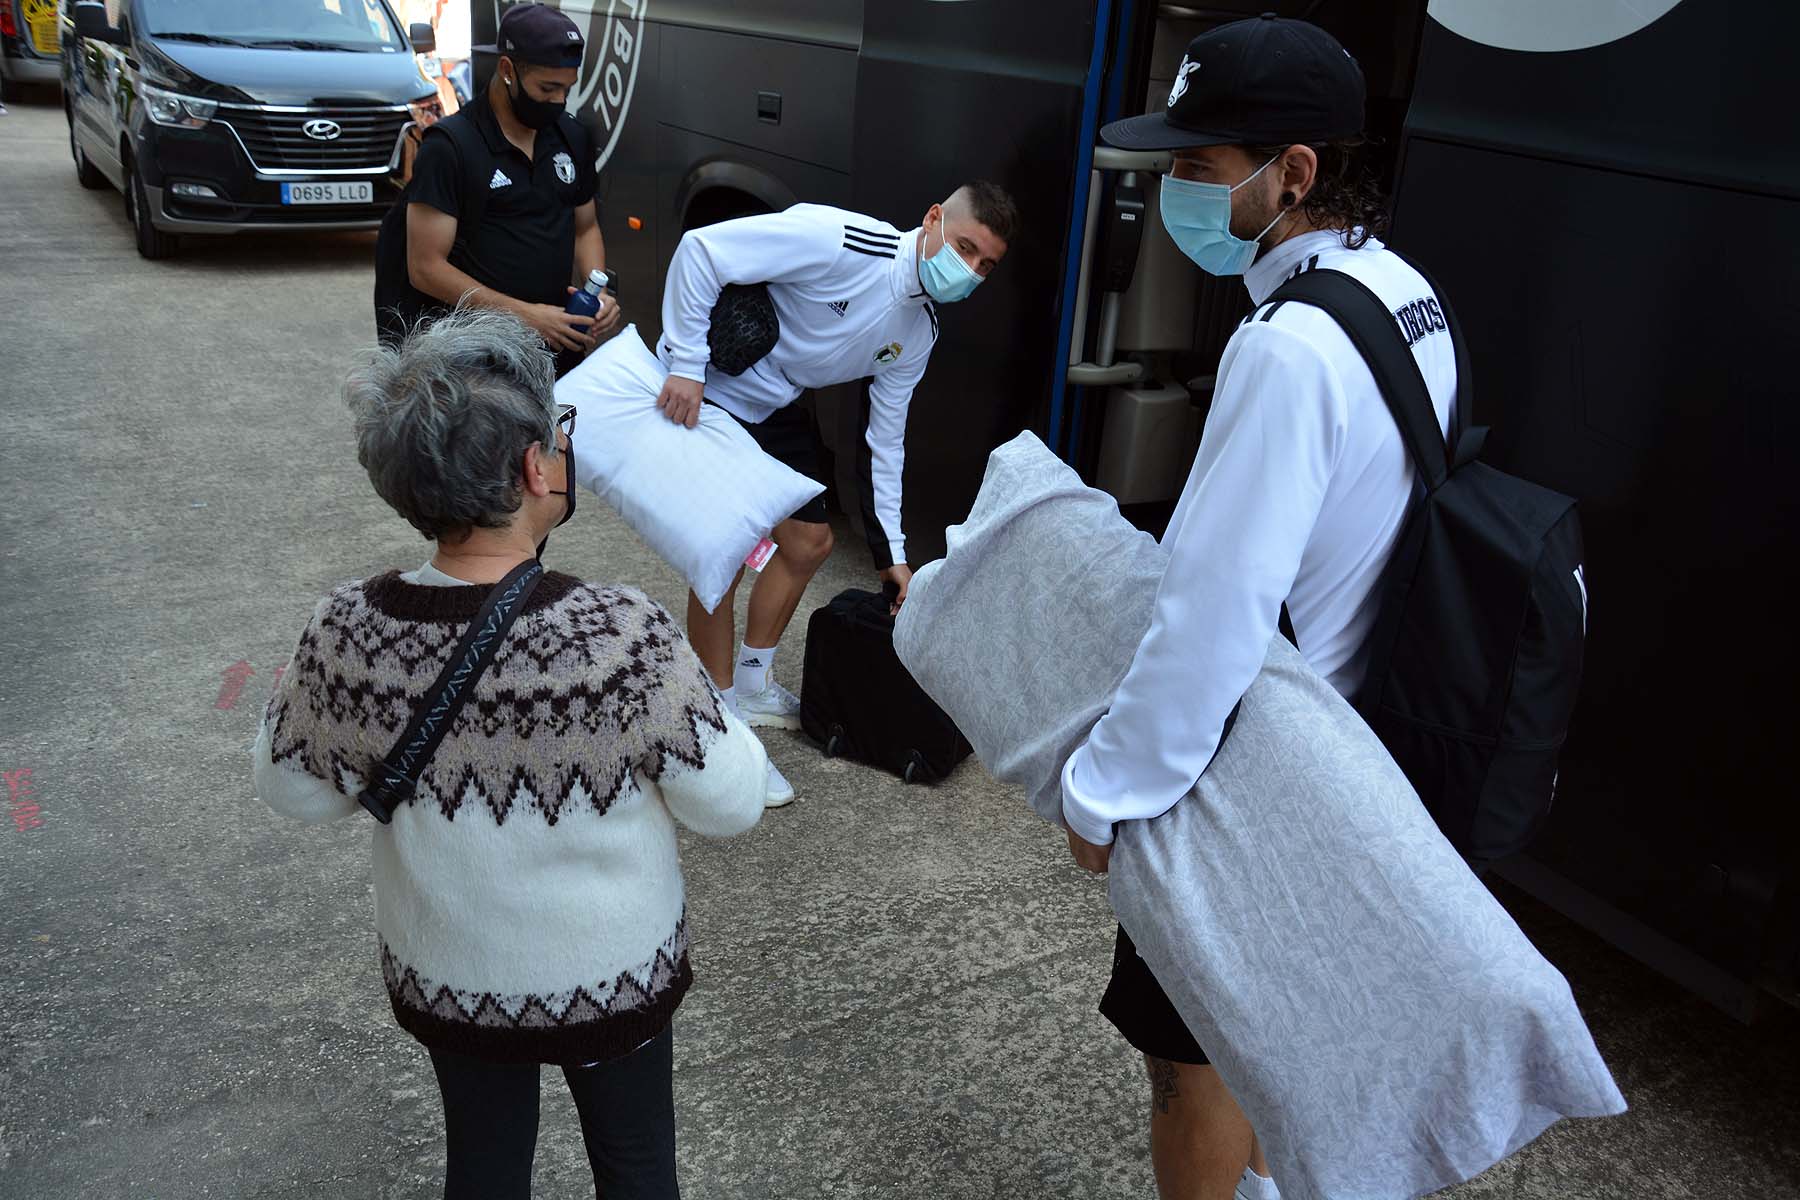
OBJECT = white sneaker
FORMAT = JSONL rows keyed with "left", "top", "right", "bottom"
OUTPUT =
{"left": 1235, "top": 1169, "right": 1279, "bottom": 1200}
{"left": 737, "top": 681, "right": 802, "bottom": 730}
{"left": 763, "top": 759, "right": 796, "bottom": 808}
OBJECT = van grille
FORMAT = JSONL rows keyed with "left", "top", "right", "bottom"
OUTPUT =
{"left": 219, "top": 106, "right": 409, "bottom": 173}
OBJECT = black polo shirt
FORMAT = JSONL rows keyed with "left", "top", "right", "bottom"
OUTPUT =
{"left": 409, "top": 94, "right": 598, "bottom": 308}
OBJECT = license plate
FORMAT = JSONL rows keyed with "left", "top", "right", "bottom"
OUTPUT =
{"left": 280, "top": 181, "right": 373, "bottom": 205}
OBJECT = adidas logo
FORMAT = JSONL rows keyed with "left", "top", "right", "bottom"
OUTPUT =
{"left": 489, "top": 169, "right": 512, "bottom": 190}
{"left": 828, "top": 300, "right": 850, "bottom": 317}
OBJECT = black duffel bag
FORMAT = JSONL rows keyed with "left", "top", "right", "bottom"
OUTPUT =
{"left": 801, "top": 587, "right": 972, "bottom": 784}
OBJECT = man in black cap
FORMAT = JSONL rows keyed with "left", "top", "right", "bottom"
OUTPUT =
{"left": 1059, "top": 16, "right": 1460, "bottom": 1200}
{"left": 406, "top": 2, "right": 619, "bottom": 372}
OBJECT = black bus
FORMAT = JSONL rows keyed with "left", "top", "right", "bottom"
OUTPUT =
{"left": 470, "top": 0, "right": 1798, "bottom": 1021}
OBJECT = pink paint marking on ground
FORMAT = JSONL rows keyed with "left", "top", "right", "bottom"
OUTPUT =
{"left": 215, "top": 660, "right": 254, "bottom": 710}
{"left": 6, "top": 768, "right": 43, "bottom": 832}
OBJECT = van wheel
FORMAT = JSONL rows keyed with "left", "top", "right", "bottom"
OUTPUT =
{"left": 69, "top": 113, "right": 106, "bottom": 190}
{"left": 125, "top": 155, "right": 178, "bottom": 260}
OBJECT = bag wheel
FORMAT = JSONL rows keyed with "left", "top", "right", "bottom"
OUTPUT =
{"left": 824, "top": 726, "right": 844, "bottom": 759}
{"left": 903, "top": 751, "right": 929, "bottom": 785}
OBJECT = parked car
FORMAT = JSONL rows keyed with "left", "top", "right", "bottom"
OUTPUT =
{"left": 61, "top": 0, "right": 443, "bottom": 258}
{"left": 2, "top": 0, "right": 64, "bottom": 92}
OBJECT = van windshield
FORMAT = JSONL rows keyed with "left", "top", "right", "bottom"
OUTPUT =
{"left": 143, "top": 0, "right": 406, "bottom": 52}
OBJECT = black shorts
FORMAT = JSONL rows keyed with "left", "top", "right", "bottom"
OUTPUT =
{"left": 1099, "top": 924, "right": 1210, "bottom": 1065}
{"left": 712, "top": 401, "right": 830, "bottom": 526}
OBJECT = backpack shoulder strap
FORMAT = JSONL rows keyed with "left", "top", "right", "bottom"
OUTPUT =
{"left": 424, "top": 111, "right": 493, "bottom": 243}
{"left": 554, "top": 111, "right": 589, "bottom": 156}
{"left": 1270, "top": 267, "right": 1450, "bottom": 492}
{"left": 1382, "top": 246, "right": 1475, "bottom": 450}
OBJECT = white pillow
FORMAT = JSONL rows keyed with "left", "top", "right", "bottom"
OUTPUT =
{"left": 556, "top": 326, "right": 824, "bottom": 612}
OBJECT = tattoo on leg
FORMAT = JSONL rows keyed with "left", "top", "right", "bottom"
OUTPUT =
{"left": 1148, "top": 1057, "right": 1180, "bottom": 1115}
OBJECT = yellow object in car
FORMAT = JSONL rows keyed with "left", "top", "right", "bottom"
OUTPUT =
{"left": 22, "top": 0, "right": 60, "bottom": 55}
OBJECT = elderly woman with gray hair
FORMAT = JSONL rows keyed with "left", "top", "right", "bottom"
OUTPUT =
{"left": 253, "top": 309, "right": 767, "bottom": 1199}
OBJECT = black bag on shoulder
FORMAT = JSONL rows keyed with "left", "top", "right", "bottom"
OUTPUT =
{"left": 373, "top": 112, "right": 493, "bottom": 346}
{"left": 708, "top": 283, "right": 781, "bottom": 375}
{"left": 1270, "top": 262, "right": 1587, "bottom": 867}
{"left": 800, "top": 587, "right": 972, "bottom": 784}
{"left": 357, "top": 560, "right": 544, "bottom": 823}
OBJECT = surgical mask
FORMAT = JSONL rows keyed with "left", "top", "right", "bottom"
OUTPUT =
{"left": 506, "top": 74, "right": 565, "bottom": 130}
{"left": 919, "top": 218, "right": 982, "bottom": 304}
{"left": 1160, "top": 158, "right": 1288, "bottom": 277}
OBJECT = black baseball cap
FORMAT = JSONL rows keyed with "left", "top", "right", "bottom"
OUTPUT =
{"left": 1102, "top": 15, "right": 1364, "bottom": 151}
{"left": 475, "top": 3, "right": 584, "bottom": 69}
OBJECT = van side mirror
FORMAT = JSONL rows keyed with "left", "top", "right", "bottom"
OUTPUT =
{"left": 409, "top": 22, "right": 437, "bottom": 54}
{"left": 73, "top": 2, "right": 127, "bottom": 45}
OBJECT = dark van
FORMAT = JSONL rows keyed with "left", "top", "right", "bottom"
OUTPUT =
{"left": 60, "top": 0, "right": 443, "bottom": 258}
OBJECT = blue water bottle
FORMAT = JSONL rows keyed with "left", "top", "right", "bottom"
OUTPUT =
{"left": 566, "top": 269, "right": 610, "bottom": 332}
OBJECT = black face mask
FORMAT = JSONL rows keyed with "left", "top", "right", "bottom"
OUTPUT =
{"left": 507, "top": 74, "right": 565, "bottom": 130}
{"left": 535, "top": 447, "right": 576, "bottom": 560}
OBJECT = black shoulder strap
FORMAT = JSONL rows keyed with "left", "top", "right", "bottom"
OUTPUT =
{"left": 554, "top": 111, "right": 589, "bottom": 157}
{"left": 427, "top": 111, "right": 493, "bottom": 246}
{"left": 1384, "top": 247, "right": 1475, "bottom": 449}
{"left": 357, "top": 559, "right": 544, "bottom": 823}
{"left": 1270, "top": 267, "right": 1450, "bottom": 492}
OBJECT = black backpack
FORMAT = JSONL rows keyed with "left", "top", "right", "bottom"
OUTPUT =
{"left": 373, "top": 112, "right": 490, "bottom": 345}
{"left": 1270, "top": 261, "right": 1586, "bottom": 868}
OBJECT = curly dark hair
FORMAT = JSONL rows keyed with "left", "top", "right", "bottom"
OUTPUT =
{"left": 1247, "top": 137, "right": 1389, "bottom": 249}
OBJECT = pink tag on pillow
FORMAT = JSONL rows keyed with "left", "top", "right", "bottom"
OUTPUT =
{"left": 745, "top": 538, "right": 778, "bottom": 571}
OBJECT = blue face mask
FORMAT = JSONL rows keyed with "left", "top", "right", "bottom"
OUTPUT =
{"left": 1160, "top": 158, "right": 1287, "bottom": 277}
{"left": 919, "top": 218, "right": 983, "bottom": 303}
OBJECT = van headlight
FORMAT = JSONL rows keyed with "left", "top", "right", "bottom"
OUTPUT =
{"left": 142, "top": 83, "right": 218, "bottom": 129}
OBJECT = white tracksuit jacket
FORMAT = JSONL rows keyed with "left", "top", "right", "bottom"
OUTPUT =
{"left": 657, "top": 203, "right": 941, "bottom": 569}
{"left": 1061, "top": 230, "right": 1460, "bottom": 846}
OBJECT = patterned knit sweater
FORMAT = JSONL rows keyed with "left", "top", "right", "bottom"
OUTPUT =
{"left": 252, "top": 569, "right": 767, "bottom": 1065}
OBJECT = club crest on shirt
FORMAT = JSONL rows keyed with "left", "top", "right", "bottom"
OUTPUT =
{"left": 553, "top": 151, "right": 576, "bottom": 185}
{"left": 874, "top": 342, "right": 902, "bottom": 366}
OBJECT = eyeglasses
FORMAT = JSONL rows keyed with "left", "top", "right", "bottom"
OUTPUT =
{"left": 520, "top": 405, "right": 577, "bottom": 455}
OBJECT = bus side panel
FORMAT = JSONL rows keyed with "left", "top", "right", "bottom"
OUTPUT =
{"left": 847, "top": 1, "right": 1100, "bottom": 567}
{"left": 1392, "top": 0, "right": 1800, "bottom": 1012}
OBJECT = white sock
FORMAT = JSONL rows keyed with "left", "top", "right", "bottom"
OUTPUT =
{"left": 1238, "top": 1166, "right": 1279, "bottom": 1200}
{"left": 719, "top": 685, "right": 739, "bottom": 717}
{"left": 735, "top": 643, "right": 776, "bottom": 696}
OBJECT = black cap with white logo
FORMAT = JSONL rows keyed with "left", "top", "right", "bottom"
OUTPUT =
{"left": 476, "top": 3, "right": 585, "bottom": 69}
{"left": 1102, "top": 14, "right": 1365, "bottom": 151}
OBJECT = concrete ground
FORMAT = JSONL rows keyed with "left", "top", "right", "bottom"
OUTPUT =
{"left": 2, "top": 95, "right": 1796, "bottom": 1200}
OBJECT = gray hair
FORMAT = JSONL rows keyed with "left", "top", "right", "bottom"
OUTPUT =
{"left": 343, "top": 308, "right": 560, "bottom": 541}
